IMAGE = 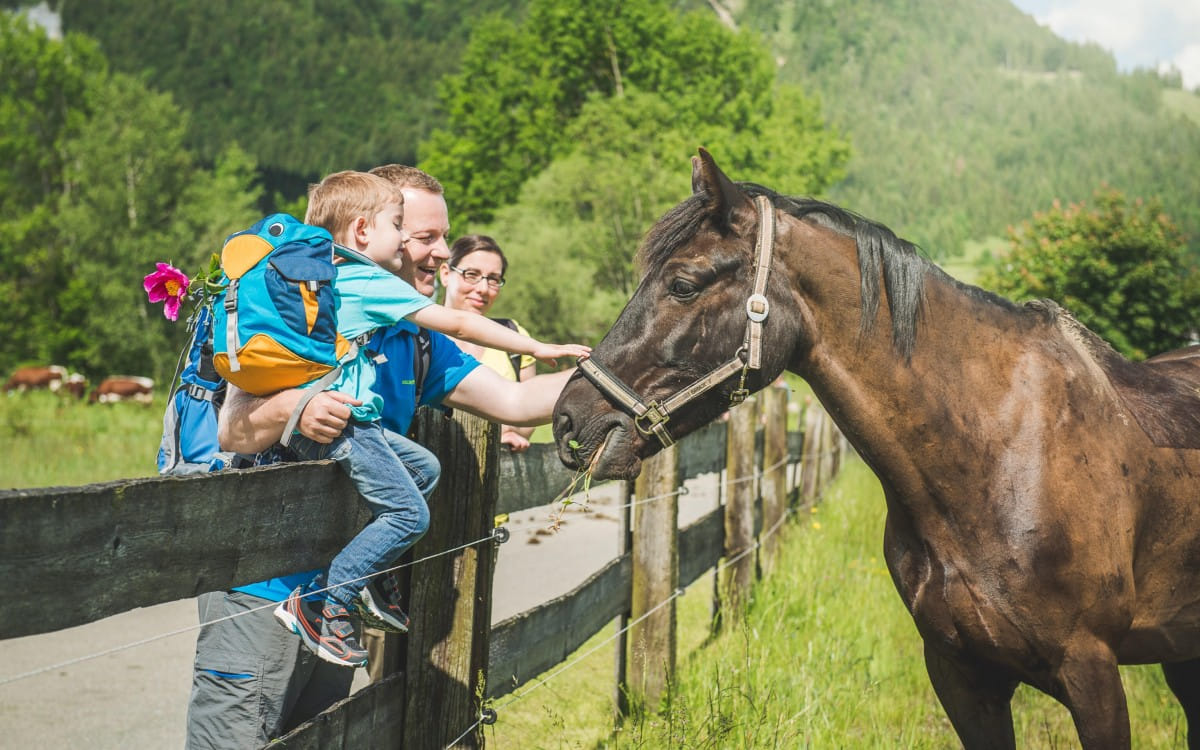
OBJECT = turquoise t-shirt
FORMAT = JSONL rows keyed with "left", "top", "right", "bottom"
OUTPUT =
{"left": 326, "top": 262, "right": 432, "bottom": 422}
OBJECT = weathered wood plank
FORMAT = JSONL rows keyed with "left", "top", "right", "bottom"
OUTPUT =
{"left": 496, "top": 420, "right": 727, "bottom": 515}
{"left": 496, "top": 443, "right": 583, "bottom": 515}
{"left": 677, "top": 419, "right": 726, "bottom": 480}
{"left": 0, "top": 462, "right": 366, "bottom": 639}
{"left": 274, "top": 671, "right": 406, "bottom": 750}
{"left": 486, "top": 553, "right": 631, "bottom": 700}
{"left": 679, "top": 507, "right": 724, "bottom": 588}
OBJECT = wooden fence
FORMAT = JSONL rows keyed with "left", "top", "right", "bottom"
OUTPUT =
{"left": 0, "top": 385, "right": 846, "bottom": 749}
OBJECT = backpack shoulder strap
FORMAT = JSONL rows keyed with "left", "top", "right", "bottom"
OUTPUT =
{"left": 413, "top": 327, "right": 434, "bottom": 406}
{"left": 489, "top": 318, "right": 525, "bottom": 380}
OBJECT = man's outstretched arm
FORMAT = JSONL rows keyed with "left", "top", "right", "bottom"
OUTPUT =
{"left": 442, "top": 367, "right": 575, "bottom": 427}
{"left": 219, "top": 386, "right": 359, "bottom": 453}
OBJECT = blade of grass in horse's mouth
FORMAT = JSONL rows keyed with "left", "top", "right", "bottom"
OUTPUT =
{"left": 548, "top": 430, "right": 612, "bottom": 531}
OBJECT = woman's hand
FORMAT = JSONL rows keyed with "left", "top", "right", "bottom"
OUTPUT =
{"left": 500, "top": 428, "right": 531, "bottom": 452}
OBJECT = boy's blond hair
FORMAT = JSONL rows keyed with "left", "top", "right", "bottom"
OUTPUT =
{"left": 305, "top": 170, "right": 404, "bottom": 239}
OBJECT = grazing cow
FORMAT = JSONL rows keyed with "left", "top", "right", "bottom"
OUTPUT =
{"left": 3, "top": 365, "right": 67, "bottom": 393}
{"left": 89, "top": 376, "right": 155, "bottom": 404}
{"left": 62, "top": 373, "right": 88, "bottom": 400}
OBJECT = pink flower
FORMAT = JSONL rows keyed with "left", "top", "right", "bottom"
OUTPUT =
{"left": 144, "top": 262, "right": 191, "bottom": 321}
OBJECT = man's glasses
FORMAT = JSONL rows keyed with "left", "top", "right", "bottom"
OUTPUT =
{"left": 448, "top": 265, "right": 505, "bottom": 288}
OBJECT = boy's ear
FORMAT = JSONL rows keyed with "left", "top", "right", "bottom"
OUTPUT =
{"left": 349, "top": 215, "right": 370, "bottom": 247}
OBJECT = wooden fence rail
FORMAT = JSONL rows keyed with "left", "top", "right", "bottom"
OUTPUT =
{"left": 0, "top": 387, "right": 845, "bottom": 748}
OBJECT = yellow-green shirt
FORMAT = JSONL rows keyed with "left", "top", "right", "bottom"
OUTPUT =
{"left": 477, "top": 319, "right": 536, "bottom": 381}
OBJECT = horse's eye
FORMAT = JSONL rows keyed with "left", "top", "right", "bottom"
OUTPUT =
{"left": 669, "top": 279, "right": 698, "bottom": 299}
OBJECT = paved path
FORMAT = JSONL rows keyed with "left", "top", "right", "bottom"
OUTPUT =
{"left": 0, "top": 476, "right": 722, "bottom": 748}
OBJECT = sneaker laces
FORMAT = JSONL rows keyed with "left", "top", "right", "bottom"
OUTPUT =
{"left": 379, "top": 571, "right": 403, "bottom": 604}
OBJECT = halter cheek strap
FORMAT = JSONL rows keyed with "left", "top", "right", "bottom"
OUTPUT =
{"left": 578, "top": 194, "right": 776, "bottom": 448}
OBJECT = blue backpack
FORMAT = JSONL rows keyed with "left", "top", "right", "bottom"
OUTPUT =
{"left": 211, "top": 213, "right": 353, "bottom": 397}
{"left": 156, "top": 304, "right": 435, "bottom": 475}
{"left": 156, "top": 306, "right": 249, "bottom": 474}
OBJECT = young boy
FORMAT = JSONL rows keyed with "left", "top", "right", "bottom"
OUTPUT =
{"left": 273, "top": 170, "right": 589, "bottom": 667}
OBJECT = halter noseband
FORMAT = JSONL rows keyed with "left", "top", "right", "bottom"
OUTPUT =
{"left": 578, "top": 194, "right": 776, "bottom": 448}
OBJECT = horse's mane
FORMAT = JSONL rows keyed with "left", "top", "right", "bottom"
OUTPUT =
{"left": 638, "top": 182, "right": 1022, "bottom": 359}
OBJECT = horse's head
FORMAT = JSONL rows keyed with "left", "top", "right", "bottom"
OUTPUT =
{"left": 554, "top": 149, "right": 799, "bottom": 480}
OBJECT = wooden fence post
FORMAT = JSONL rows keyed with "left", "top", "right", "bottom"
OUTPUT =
{"left": 399, "top": 408, "right": 499, "bottom": 749}
{"left": 759, "top": 386, "right": 788, "bottom": 570}
{"left": 799, "top": 399, "right": 823, "bottom": 506}
{"left": 629, "top": 444, "right": 679, "bottom": 710}
{"left": 614, "top": 480, "right": 633, "bottom": 718}
{"left": 721, "top": 397, "right": 758, "bottom": 617}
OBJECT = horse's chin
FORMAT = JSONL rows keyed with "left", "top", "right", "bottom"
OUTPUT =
{"left": 585, "top": 426, "right": 643, "bottom": 481}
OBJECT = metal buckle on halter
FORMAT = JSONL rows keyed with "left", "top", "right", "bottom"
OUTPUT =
{"left": 634, "top": 401, "right": 670, "bottom": 436}
{"left": 746, "top": 293, "right": 769, "bottom": 323}
{"left": 728, "top": 349, "right": 751, "bottom": 405}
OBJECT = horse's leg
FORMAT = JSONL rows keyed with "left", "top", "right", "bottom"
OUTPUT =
{"left": 1162, "top": 659, "right": 1200, "bottom": 749}
{"left": 923, "top": 643, "right": 1017, "bottom": 750}
{"left": 1052, "top": 642, "right": 1130, "bottom": 749}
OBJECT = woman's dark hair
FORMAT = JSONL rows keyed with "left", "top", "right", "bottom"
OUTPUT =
{"left": 448, "top": 234, "right": 507, "bottom": 275}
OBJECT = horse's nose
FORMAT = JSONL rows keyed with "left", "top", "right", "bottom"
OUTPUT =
{"left": 553, "top": 411, "right": 582, "bottom": 469}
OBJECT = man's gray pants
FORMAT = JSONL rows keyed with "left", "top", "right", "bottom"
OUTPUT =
{"left": 185, "top": 590, "right": 354, "bottom": 749}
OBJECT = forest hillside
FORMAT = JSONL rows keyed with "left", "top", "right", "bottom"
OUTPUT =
{"left": 2, "top": 0, "right": 1197, "bottom": 379}
{"left": 46, "top": 0, "right": 1200, "bottom": 258}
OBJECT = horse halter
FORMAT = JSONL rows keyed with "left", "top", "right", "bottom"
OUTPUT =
{"left": 578, "top": 194, "right": 775, "bottom": 449}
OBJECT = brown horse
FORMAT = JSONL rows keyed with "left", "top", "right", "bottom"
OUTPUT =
{"left": 553, "top": 149, "right": 1200, "bottom": 749}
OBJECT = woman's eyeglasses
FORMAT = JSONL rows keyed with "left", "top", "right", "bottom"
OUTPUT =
{"left": 448, "top": 265, "right": 505, "bottom": 288}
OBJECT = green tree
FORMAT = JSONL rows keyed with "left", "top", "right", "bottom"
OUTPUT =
{"left": 0, "top": 13, "right": 260, "bottom": 381}
{"left": 419, "top": 0, "right": 785, "bottom": 227}
{"left": 980, "top": 187, "right": 1199, "bottom": 360}
{"left": 56, "top": 0, "right": 522, "bottom": 195}
{"left": 480, "top": 88, "right": 848, "bottom": 344}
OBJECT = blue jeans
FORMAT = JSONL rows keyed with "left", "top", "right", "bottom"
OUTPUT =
{"left": 288, "top": 420, "right": 440, "bottom": 608}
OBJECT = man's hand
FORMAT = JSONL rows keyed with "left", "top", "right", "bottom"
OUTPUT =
{"left": 297, "top": 391, "right": 360, "bottom": 444}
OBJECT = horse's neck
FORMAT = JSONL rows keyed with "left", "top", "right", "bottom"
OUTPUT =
{"left": 799, "top": 269, "right": 1038, "bottom": 496}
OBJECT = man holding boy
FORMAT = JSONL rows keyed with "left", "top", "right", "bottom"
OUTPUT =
{"left": 273, "top": 170, "right": 585, "bottom": 668}
{"left": 185, "top": 166, "right": 580, "bottom": 748}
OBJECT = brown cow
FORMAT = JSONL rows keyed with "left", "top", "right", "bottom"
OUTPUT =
{"left": 62, "top": 373, "right": 88, "bottom": 400}
{"left": 3, "top": 365, "right": 67, "bottom": 393}
{"left": 89, "top": 376, "right": 155, "bottom": 404}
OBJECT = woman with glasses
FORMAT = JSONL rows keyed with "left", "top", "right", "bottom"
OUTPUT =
{"left": 439, "top": 234, "right": 537, "bottom": 451}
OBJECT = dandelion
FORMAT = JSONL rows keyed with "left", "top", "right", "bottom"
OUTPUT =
{"left": 143, "top": 262, "right": 191, "bottom": 321}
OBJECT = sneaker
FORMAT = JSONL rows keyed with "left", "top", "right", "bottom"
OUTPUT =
{"left": 274, "top": 586, "right": 369, "bottom": 667}
{"left": 353, "top": 572, "right": 410, "bottom": 634}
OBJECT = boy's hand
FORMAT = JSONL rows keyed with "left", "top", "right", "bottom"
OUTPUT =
{"left": 531, "top": 343, "right": 591, "bottom": 367}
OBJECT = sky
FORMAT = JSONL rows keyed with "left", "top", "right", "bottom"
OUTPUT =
{"left": 1010, "top": 0, "right": 1200, "bottom": 90}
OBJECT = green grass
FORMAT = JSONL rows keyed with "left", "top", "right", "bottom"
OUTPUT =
{"left": 0, "top": 390, "right": 164, "bottom": 489}
{"left": 485, "top": 459, "right": 1187, "bottom": 748}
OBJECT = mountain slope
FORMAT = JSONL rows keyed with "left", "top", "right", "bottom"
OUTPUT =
{"left": 733, "top": 0, "right": 1200, "bottom": 257}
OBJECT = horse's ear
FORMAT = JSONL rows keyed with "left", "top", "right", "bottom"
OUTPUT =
{"left": 691, "top": 148, "right": 754, "bottom": 234}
